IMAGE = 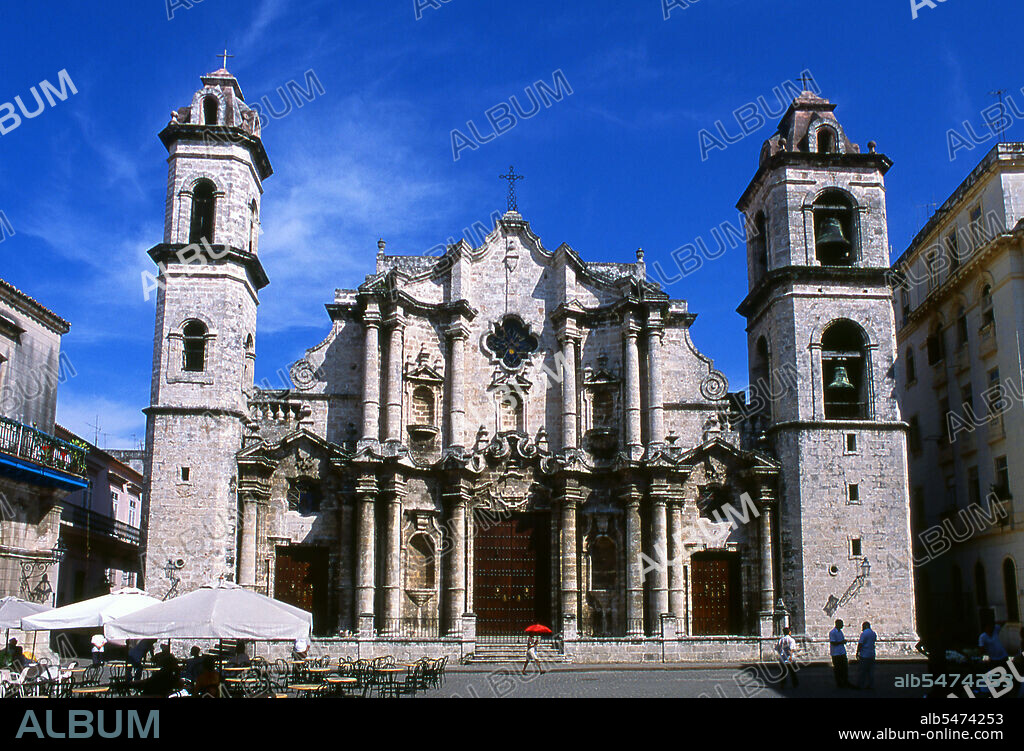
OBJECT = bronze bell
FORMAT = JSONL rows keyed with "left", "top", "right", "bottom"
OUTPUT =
{"left": 828, "top": 365, "right": 855, "bottom": 391}
{"left": 816, "top": 216, "right": 851, "bottom": 259}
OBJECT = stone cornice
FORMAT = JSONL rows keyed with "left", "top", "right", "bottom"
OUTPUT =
{"left": 148, "top": 243, "right": 270, "bottom": 291}
{"left": 737, "top": 265, "right": 891, "bottom": 318}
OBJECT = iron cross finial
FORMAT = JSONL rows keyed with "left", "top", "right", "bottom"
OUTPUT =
{"left": 500, "top": 165, "right": 525, "bottom": 213}
{"left": 218, "top": 48, "right": 234, "bottom": 70}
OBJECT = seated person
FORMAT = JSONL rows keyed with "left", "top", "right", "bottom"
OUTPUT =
{"left": 226, "top": 642, "right": 250, "bottom": 668}
{"left": 292, "top": 638, "right": 309, "bottom": 661}
{"left": 130, "top": 664, "right": 184, "bottom": 698}
{"left": 3, "top": 640, "right": 26, "bottom": 671}
{"left": 183, "top": 646, "right": 203, "bottom": 683}
{"left": 193, "top": 656, "right": 222, "bottom": 697}
{"left": 152, "top": 643, "right": 179, "bottom": 672}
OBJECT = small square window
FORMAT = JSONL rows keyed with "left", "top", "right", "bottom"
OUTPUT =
{"left": 850, "top": 538, "right": 862, "bottom": 557}
{"left": 180, "top": 467, "right": 191, "bottom": 482}
{"left": 848, "top": 484, "right": 860, "bottom": 503}
{"left": 845, "top": 433, "right": 858, "bottom": 453}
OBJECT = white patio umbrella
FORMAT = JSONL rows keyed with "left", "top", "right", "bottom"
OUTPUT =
{"left": 0, "top": 597, "right": 53, "bottom": 646}
{"left": 20, "top": 587, "right": 160, "bottom": 631}
{"left": 103, "top": 581, "right": 312, "bottom": 642}
{"left": 0, "top": 597, "right": 52, "bottom": 629}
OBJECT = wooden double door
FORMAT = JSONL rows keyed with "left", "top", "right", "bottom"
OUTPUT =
{"left": 691, "top": 553, "right": 741, "bottom": 635}
{"left": 473, "top": 511, "right": 551, "bottom": 636}
{"left": 274, "top": 546, "right": 329, "bottom": 635}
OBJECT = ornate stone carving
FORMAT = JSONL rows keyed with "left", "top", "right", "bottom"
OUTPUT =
{"left": 699, "top": 370, "right": 729, "bottom": 401}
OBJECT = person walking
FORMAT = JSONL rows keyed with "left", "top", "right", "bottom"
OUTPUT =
{"left": 829, "top": 619, "right": 853, "bottom": 688}
{"left": 776, "top": 626, "right": 799, "bottom": 688}
{"left": 522, "top": 635, "right": 540, "bottom": 676}
{"left": 856, "top": 621, "right": 877, "bottom": 690}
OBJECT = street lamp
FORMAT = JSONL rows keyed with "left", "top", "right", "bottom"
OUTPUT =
{"left": 860, "top": 558, "right": 871, "bottom": 579}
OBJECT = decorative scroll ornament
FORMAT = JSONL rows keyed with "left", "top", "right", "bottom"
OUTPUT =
{"left": 290, "top": 359, "right": 320, "bottom": 389}
{"left": 483, "top": 315, "right": 539, "bottom": 371}
{"left": 699, "top": 371, "right": 729, "bottom": 401}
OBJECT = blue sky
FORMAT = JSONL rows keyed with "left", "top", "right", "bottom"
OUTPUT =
{"left": 1, "top": 0, "right": 1021, "bottom": 448}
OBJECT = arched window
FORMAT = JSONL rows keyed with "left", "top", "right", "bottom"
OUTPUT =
{"left": 1003, "top": 558, "right": 1019, "bottom": 622}
{"left": 248, "top": 200, "right": 258, "bottom": 253}
{"left": 817, "top": 127, "right": 835, "bottom": 154}
{"left": 822, "top": 320, "right": 869, "bottom": 420}
{"left": 591, "top": 537, "right": 617, "bottom": 591}
{"left": 407, "top": 534, "right": 435, "bottom": 591}
{"left": 813, "top": 190, "right": 856, "bottom": 266}
{"left": 956, "top": 306, "right": 969, "bottom": 348}
{"left": 751, "top": 336, "right": 771, "bottom": 416}
{"left": 592, "top": 390, "right": 614, "bottom": 428}
{"left": 182, "top": 320, "right": 208, "bottom": 372}
{"left": 203, "top": 95, "right": 219, "bottom": 126}
{"left": 497, "top": 390, "right": 524, "bottom": 433}
{"left": 975, "top": 561, "right": 989, "bottom": 609}
{"left": 752, "top": 211, "right": 768, "bottom": 275}
{"left": 411, "top": 386, "right": 435, "bottom": 426}
{"left": 981, "top": 284, "right": 995, "bottom": 330}
{"left": 926, "top": 321, "right": 945, "bottom": 365}
{"left": 189, "top": 179, "right": 216, "bottom": 244}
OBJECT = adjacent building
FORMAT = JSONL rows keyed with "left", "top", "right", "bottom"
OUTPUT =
{"left": 54, "top": 425, "right": 143, "bottom": 606}
{"left": 0, "top": 277, "right": 87, "bottom": 650}
{"left": 141, "top": 68, "right": 917, "bottom": 661}
{"left": 892, "top": 143, "right": 1024, "bottom": 648}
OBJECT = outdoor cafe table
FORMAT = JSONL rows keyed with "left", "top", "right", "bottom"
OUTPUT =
{"left": 289, "top": 683, "right": 323, "bottom": 696}
{"left": 72, "top": 686, "right": 109, "bottom": 696}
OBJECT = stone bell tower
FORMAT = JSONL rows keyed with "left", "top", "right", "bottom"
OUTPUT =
{"left": 142, "top": 63, "right": 272, "bottom": 597}
{"left": 736, "top": 90, "right": 917, "bottom": 653}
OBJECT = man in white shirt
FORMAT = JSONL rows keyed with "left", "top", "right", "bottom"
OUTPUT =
{"left": 776, "top": 626, "right": 799, "bottom": 688}
{"left": 90, "top": 634, "right": 107, "bottom": 666}
{"left": 856, "top": 621, "right": 877, "bottom": 690}
{"left": 829, "top": 619, "right": 853, "bottom": 689}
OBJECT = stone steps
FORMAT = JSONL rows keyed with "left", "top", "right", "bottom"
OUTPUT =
{"left": 467, "top": 643, "right": 568, "bottom": 664}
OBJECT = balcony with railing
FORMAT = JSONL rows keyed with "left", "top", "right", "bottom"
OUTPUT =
{"left": 59, "top": 502, "right": 141, "bottom": 546}
{"left": 0, "top": 415, "right": 88, "bottom": 489}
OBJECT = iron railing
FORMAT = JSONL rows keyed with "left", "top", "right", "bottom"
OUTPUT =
{"left": 0, "top": 415, "right": 87, "bottom": 477}
{"left": 60, "top": 503, "right": 141, "bottom": 545}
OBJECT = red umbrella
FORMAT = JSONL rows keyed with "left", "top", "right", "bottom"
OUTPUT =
{"left": 524, "top": 624, "right": 552, "bottom": 635}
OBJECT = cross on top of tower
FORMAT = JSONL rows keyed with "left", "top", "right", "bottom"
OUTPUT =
{"left": 217, "top": 48, "right": 234, "bottom": 71}
{"left": 500, "top": 165, "right": 525, "bottom": 213}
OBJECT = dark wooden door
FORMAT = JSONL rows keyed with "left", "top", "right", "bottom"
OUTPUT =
{"left": 474, "top": 512, "right": 551, "bottom": 635}
{"left": 691, "top": 554, "right": 739, "bottom": 635}
{"left": 274, "top": 546, "right": 329, "bottom": 635}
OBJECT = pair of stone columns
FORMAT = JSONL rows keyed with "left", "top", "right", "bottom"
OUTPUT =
{"left": 360, "top": 305, "right": 406, "bottom": 444}
{"left": 623, "top": 318, "right": 666, "bottom": 456}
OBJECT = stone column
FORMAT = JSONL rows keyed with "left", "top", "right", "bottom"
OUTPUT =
{"left": 445, "top": 487, "right": 468, "bottom": 635}
{"left": 560, "top": 333, "right": 579, "bottom": 451}
{"left": 560, "top": 485, "right": 580, "bottom": 632}
{"left": 385, "top": 314, "right": 405, "bottom": 444}
{"left": 624, "top": 321, "right": 643, "bottom": 459}
{"left": 758, "top": 490, "right": 776, "bottom": 636}
{"left": 355, "top": 478, "right": 377, "bottom": 624}
{"left": 445, "top": 324, "right": 469, "bottom": 449}
{"left": 649, "top": 486, "right": 669, "bottom": 621}
{"left": 667, "top": 501, "right": 684, "bottom": 620}
{"left": 382, "top": 477, "right": 404, "bottom": 632}
{"left": 360, "top": 308, "right": 382, "bottom": 442}
{"left": 238, "top": 494, "right": 258, "bottom": 588}
{"left": 337, "top": 494, "right": 355, "bottom": 632}
{"left": 646, "top": 326, "right": 665, "bottom": 446}
{"left": 623, "top": 484, "right": 644, "bottom": 636}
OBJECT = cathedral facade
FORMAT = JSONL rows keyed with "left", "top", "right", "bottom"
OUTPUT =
{"left": 141, "top": 68, "right": 918, "bottom": 661}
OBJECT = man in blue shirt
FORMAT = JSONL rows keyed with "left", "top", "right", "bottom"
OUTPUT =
{"left": 829, "top": 619, "right": 853, "bottom": 689}
{"left": 856, "top": 621, "right": 877, "bottom": 690}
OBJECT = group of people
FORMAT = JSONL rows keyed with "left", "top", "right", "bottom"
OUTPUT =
{"left": 776, "top": 619, "right": 878, "bottom": 690}
{"left": 777, "top": 617, "right": 1024, "bottom": 695}
{"left": 112, "top": 640, "right": 252, "bottom": 698}
{"left": 0, "top": 638, "right": 30, "bottom": 671}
